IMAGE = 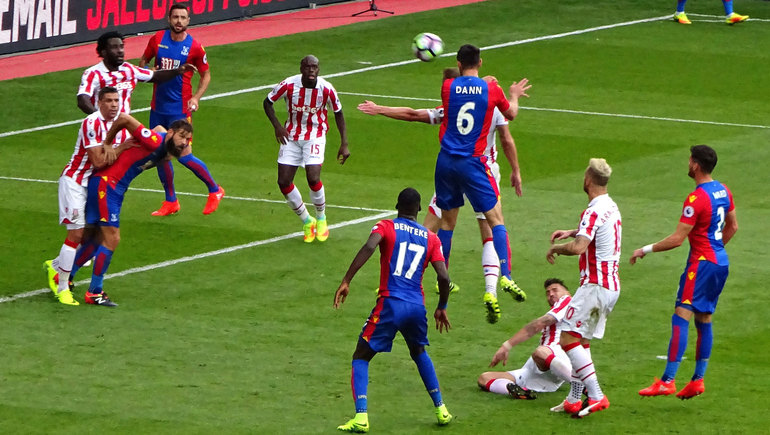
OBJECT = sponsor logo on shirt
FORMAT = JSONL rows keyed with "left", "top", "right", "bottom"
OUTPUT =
{"left": 683, "top": 205, "right": 694, "bottom": 218}
{"left": 141, "top": 128, "right": 152, "bottom": 138}
{"left": 688, "top": 194, "right": 697, "bottom": 203}
{"left": 292, "top": 105, "right": 319, "bottom": 114}
{"left": 114, "top": 81, "right": 133, "bottom": 90}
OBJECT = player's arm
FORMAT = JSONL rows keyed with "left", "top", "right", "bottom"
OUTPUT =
{"left": 262, "top": 97, "right": 289, "bottom": 144}
{"left": 497, "top": 125, "right": 522, "bottom": 196}
{"left": 102, "top": 113, "right": 147, "bottom": 149}
{"left": 77, "top": 94, "right": 97, "bottom": 115}
{"left": 550, "top": 229, "right": 578, "bottom": 242}
{"left": 334, "top": 109, "right": 350, "bottom": 165}
{"left": 501, "top": 78, "right": 531, "bottom": 121}
{"left": 188, "top": 68, "right": 210, "bottom": 113}
{"left": 86, "top": 139, "right": 135, "bottom": 169}
{"left": 490, "top": 314, "right": 556, "bottom": 367}
{"left": 629, "top": 222, "right": 694, "bottom": 265}
{"left": 333, "top": 233, "right": 382, "bottom": 309}
{"left": 149, "top": 63, "right": 197, "bottom": 83}
{"left": 432, "top": 259, "right": 451, "bottom": 333}
{"left": 357, "top": 100, "right": 432, "bottom": 123}
{"left": 547, "top": 235, "right": 590, "bottom": 264}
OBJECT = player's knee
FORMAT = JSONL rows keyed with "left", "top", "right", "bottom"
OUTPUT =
{"left": 477, "top": 372, "right": 493, "bottom": 390}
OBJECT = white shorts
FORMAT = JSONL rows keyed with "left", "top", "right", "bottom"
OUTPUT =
{"left": 428, "top": 162, "right": 502, "bottom": 219}
{"left": 277, "top": 136, "right": 326, "bottom": 167}
{"left": 508, "top": 344, "right": 569, "bottom": 392}
{"left": 58, "top": 175, "right": 87, "bottom": 229}
{"left": 560, "top": 283, "right": 619, "bottom": 340}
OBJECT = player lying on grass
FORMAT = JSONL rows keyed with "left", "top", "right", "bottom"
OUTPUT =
{"left": 478, "top": 278, "right": 573, "bottom": 399}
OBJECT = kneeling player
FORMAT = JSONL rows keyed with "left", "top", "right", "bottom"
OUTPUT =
{"left": 479, "top": 279, "right": 573, "bottom": 398}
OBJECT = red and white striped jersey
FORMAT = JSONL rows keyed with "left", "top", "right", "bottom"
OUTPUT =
{"left": 576, "top": 194, "right": 622, "bottom": 291}
{"left": 541, "top": 294, "right": 572, "bottom": 346}
{"left": 267, "top": 74, "right": 342, "bottom": 141}
{"left": 78, "top": 61, "right": 154, "bottom": 114}
{"left": 61, "top": 111, "right": 119, "bottom": 187}
{"left": 426, "top": 106, "right": 507, "bottom": 162}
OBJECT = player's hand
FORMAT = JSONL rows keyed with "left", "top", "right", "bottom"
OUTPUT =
{"left": 510, "top": 170, "right": 522, "bottom": 197}
{"left": 434, "top": 309, "right": 451, "bottom": 333}
{"left": 629, "top": 248, "right": 645, "bottom": 265}
{"left": 337, "top": 144, "right": 350, "bottom": 165}
{"left": 482, "top": 75, "right": 498, "bottom": 84}
{"left": 357, "top": 100, "right": 380, "bottom": 116}
{"left": 333, "top": 282, "right": 350, "bottom": 309}
{"left": 509, "top": 78, "right": 531, "bottom": 99}
{"left": 550, "top": 230, "right": 573, "bottom": 243}
{"left": 102, "top": 144, "right": 117, "bottom": 165}
{"left": 274, "top": 126, "right": 289, "bottom": 145}
{"left": 178, "top": 63, "right": 197, "bottom": 74}
{"left": 546, "top": 246, "right": 558, "bottom": 264}
{"left": 489, "top": 346, "right": 510, "bottom": 367}
{"left": 187, "top": 98, "right": 200, "bottom": 113}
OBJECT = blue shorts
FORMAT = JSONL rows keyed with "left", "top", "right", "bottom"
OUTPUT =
{"left": 434, "top": 151, "right": 499, "bottom": 213}
{"left": 359, "top": 297, "right": 429, "bottom": 352}
{"left": 150, "top": 111, "right": 190, "bottom": 130}
{"left": 676, "top": 260, "right": 729, "bottom": 314}
{"left": 86, "top": 176, "right": 124, "bottom": 228}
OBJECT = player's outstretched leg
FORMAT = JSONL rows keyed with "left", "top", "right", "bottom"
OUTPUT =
{"left": 83, "top": 246, "right": 118, "bottom": 307}
{"left": 281, "top": 183, "right": 316, "bottom": 242}
{"left": 339, "top": 358, "right": 370, "bottom": 433}
{"left": 153, "top": 160, "right": 180, "bottom": 216}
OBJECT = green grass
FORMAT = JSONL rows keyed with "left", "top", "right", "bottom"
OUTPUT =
{"left": 1, "top": 0, "right": 769, "bottom": 432}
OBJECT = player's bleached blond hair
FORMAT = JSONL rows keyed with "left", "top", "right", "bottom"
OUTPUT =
{"left": 586, "top": 158, "right": 612, "bottom": 186}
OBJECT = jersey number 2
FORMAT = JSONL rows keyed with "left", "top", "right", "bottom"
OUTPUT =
{"left": 393, "top": 241, "right": 426, "bottom": 280}
{"left": 714, "top": 206, "right": 725, "bottom": 240}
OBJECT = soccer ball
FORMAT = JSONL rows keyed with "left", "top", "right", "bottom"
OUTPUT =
{"left": 412, "top": 33, "right": 444, "bottom": 62}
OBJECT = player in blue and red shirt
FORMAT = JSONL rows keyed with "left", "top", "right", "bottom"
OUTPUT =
{"left": 434, "top": 43, "right": 531, "bottom": 310}
{"left": 333, "top": 188, "right": 453, "bottom": 432}
{"left": 70, "top": 113, "right": 191, "bottom": 307}
{"left": 631, "top": 145, "right": 738, "bottom": 399}
{"left": 140, "top": 3, "right": 224, "bottom": 217}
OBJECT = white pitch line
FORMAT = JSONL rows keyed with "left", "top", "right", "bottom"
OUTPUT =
{"left": 0, "top": 210, "right": 394, "bottom": 304}
{"left": 0, "top": 15, "right": 673, "bottom": 139}
{"left": 341, "top": 91, "right": 770, "bottom": 130}
{"left": 0, "top": 175, "right": 391, "bottom": 213}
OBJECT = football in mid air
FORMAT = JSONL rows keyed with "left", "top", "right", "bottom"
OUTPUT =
{"left": 412, "top": 32, "right": 444, "bottom": 62}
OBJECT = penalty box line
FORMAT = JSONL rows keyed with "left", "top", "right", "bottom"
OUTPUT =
{"left": 0, "top": 14, "right": 671, "bottom": 139}
{"left": 0, "top": 210, "right": 394, "bottom": 304}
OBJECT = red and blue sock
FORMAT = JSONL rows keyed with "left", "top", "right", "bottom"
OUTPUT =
{"left": 437, "top": 229, "right": 453, "bottom": 268}
{"left": 491, "top": 225, "right": 512, "bottom": 278}
{"left": 88, "top": 245, "right": 113, "bottom": 294}
{"left": 662, "top": 314, "right": 689, "bottom": 382}
{"left": 412, "top": 350, "right": 443, "bottom": 407}
{"left": 71, "top": 238, "right": 99, "bottom": 280}
{"left": 156, "top": 160, "right": 177, "bottom": 202}
{"left": 351, "top": 359, "right": 369, "bottom": 413}
{"left": 693, "top": 321, "right": 713, "bottom": 380}
{"left": 179, "top": 154, "right": 218, "bottom": 193}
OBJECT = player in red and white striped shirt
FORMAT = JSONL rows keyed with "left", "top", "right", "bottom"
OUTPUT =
{"left": 45, "top": 87, "right": 133, "bottom": 306}
{"left": 479, "top": 278, "right": 573, "bottom": 399}
{"left": 546, "top": 158, "right": 621, "bottom": 417}
{"left": 263, "top": 55, "right": 350, "bottom": 244}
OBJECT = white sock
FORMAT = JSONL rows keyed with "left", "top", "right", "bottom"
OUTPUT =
{"left": 56, "top": 243, "right": 77, "bottom": 293}
{"left": 481, "top": 239, "right": 499, "bottom": 296}
{"left": 309, "top": 184, "right": 326, "bottom": 219}
{"left": 566, "top": 344, "right": 603, "bottom": 400}
{"left": 548, "top": 355, "right": 573, "bottom": 384}
{"left": 284, "top": 185, "right": 310, "bottom": 222}
{"left": 487, "top": 378, "right": 514, "bottom": 395}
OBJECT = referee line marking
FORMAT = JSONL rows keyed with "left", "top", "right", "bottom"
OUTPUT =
{"left": 0, "top": 210, "right": 394, "bottom": 304}
{"left": 0, "top": 175, "right": 392, "bottom": 213}
{"left": 0, "top": 14, "right": 674, "bottom": 139}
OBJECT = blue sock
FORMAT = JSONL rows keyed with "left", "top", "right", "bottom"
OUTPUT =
{"left": 722, "top": 0, "right": 733, "bottom": 15}
{"left": 88, "top": 245, "right": 113, "bottom": 294}
{"left": 693, "top": 321, "right": 713, "bottom": 380}
{"left": 662, "top": 314, "right": 689, "bottom": 382}
{"left": 436, "top": 229, "right": 453, "bottom": 268}
{"left": 677, "top": 0, "right": 687, "bottom": 13}
{"left": 351, "top": 359, "right": 369, "bottom": 413}
{"left": 156, "top": 160, "right": 177, "bottom": 202}
{"left": 71, "top": 239, "right": 98, "bottom": 280}
{"left": 491, "top": 225, "right": 511, "bottom": 278}
{"left": 179, "top": 154, "right": 218, "bottom": 193}
{"left": 412, "top": 351, "right": 443, "bottom": 407}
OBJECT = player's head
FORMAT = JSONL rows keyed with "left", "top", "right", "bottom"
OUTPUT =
{"left": 543, "top": 278, "right": 570, "bottom": 307}
{"left": 97, "top": 86, "right": 120, "bottom": 119}
{"left": 443, "top": 67, "right": 460, "bottom": 80}
{"left": 584, "top": 157, "right": 612, "bottom": 192}
{"left": 456, "top": 44, "right": 481, "bottom": 70}
{"left": 165, "top": 119, "right": 193, "bottom": 158}
{"left": 300, "top": 55, "right": 320, "bottom": 85}
{"left": 689, "top": 144, "right": 717, "bottom": 177}
{"left": 168, "top": 3, "right": 190, "bottom": 34}
{"left": 395, "top": 187, "right": 421, "bottom": 218}
{"left": 97, "top": 31, "right": 124, "bottom": 65}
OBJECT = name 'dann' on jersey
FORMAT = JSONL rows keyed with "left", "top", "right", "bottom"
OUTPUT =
{"left": 455, "top": 85, "right": 483, "bottom": 94}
